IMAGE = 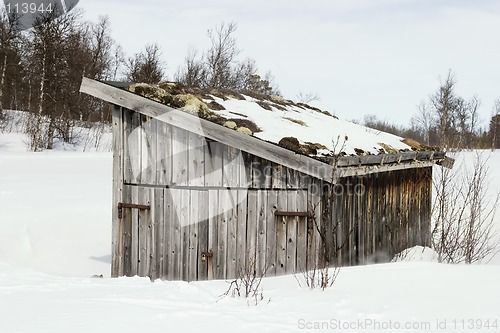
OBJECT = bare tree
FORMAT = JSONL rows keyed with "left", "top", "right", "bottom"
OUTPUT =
{"left": 411, "top": 102, "right": 435, "bottom": 146}
{"left": 490, "top": 99, "right": 500, "bottom": 150}
{"left": 296, "top": 91, "right": 320, "bottom": 104}
{"left": 126, "top": 43, "right": 165, "bottom": 84}
{"left": 431, "top": 152, "right": 499, "bottom": 264}
{"left": 204, "top": 21, "right": 239, "bottom": 88}
{"left": 175, "top": 47, "right": 205, "bottom": 87}
{"left": 0, "top": 9, "right": 21, "bottom": 116}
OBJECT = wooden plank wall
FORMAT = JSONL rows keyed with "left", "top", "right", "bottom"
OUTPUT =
{"left": 328, "top": 167, "right": 433, "bottom": 267}
{"left": 113, "top": 107, "right": 432, "bottom": 281}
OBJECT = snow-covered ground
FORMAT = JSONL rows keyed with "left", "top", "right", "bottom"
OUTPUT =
{"left": 1, "top": 124, "right": 499, "bottom": 332}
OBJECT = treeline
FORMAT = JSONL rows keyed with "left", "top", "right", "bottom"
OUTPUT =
{"left": 361, "top": 72, "right": 500, "bottom": 150}
{"left": 0, "top": 9, "right": 277, "bottom": 151}
{"left": 0, "top": 9, "right": 121, "bottom": 150}
{"left": 2, "top": 9, "right": 499, "bottom": 152}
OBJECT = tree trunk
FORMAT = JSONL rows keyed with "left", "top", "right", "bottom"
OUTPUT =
{"left": 0, "top": 53, "right": 7, "bottom": 112}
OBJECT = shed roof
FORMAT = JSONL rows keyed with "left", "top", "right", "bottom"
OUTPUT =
{"left": 80, "top": 78, "right": 446, "bottom": 182}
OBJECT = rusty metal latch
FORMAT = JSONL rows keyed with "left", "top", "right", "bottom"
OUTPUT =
{"left": 117, "top": 202, "right": 151, "bottom": 219}
{"left": 275, "top": 211, "right": 312, "bottom": 218}
{"left": 201, "top": 250, "right": 213, "bottom": 262}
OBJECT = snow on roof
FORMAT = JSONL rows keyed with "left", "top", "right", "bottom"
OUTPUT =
{"left": 126, "top": 83, "right": 415, "bottom": 157}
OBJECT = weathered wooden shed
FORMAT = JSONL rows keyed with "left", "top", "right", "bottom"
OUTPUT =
{"left": 80, "top": 78, "right": 447, "bottom": 281}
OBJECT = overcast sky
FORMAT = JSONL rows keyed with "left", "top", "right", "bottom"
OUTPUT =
{"left": 81, "top": 0, "right": 500, "bottom": 126}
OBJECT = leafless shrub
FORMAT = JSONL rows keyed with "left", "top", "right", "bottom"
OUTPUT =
{"left": 296, "top": 136, "right": 349, "bottom": 290}
{"left": 220, "top": 254, "right": 270, "bottom": 306}
{"left": 297, "top": 265, "right": 340, "bottom": 291}
{"left": 432, "top": 151, "right": 500, "bottom": 264}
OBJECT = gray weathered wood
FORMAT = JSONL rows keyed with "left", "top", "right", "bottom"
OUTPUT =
{"left": 180, "top": 189, "right": 190, "bottom": 280}
{"left": 168, "top": 189, "right": 181, "bottom": 279}
{"left": 236, "top": 190, "right": 248, "bottom": 276}
{"left": 286, "top": 190, "right": 298, "bottom": 274}
{"left": 207, "top": 190, "right": 218, "bottom": 280}
{"left": 205, "top": 141, "right": 223, "bottom": 187}
{"left": 156, "top": 122, "right": 172, "bottom": 185}
{"left": 130, "top": 185, "right": 139, "bottom": 276}
{"left": 154, "top": 188, "right": 164, "bottom": 279}
{"left": 272, "top": 164, "right": 286, "bottom": 189}
{"left": 197, "top": 190, "right": 209, "bottom": 281}
{"left": 138, "top": 186, "right": 151, "bottom": 277}
{"left": 122, "top": 184, "right": 132, "bottom": 276}
{"left": 164, "top": 189, "right": 174, "bottom": 280}
{"left": 266, "top": 190, "right": 278, "bottom": 275}
{"left": 276, "top": 191, "right": 287, "bottom": 275}
{"left": 246, "top": 190, "right": 258, "bottom": 272}
{"left": 256, "top": 190, "right": 267, "bottom": 276}
{"left": 223, "top": 147, "right": 240, "bottom": 188}
{"left": 188, "top": 133, "right": 205, "bottom": 186}
{"left": 111, "top": 105, "right": 124, "bottom": 277}
{"left": 172, "top": 127, "right": 188, "bottom": 186}
{"left": 226, "top": 190, "right": 238, "bottom": 279}
{"left": 188, "top": 190, "right": 199, "bottom": 282}
{"left": 296, "top": 190, "right": 307, "bottom": 273}
{"left": 120, "top": 108, "right": 137, "bottom": 184}
{"left": 140, "top": 115, "right": 155, "bottom": 185}
{"left": 215, "top": 190, "right": 228, "bottom": 279}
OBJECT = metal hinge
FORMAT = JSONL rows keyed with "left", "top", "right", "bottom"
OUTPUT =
{"left": 117, "top": 202, "right": 151, "bottom": 219}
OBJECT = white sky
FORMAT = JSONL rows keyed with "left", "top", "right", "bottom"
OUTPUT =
{"left": 74, "top": 1, "right": 500, "bottom": 125}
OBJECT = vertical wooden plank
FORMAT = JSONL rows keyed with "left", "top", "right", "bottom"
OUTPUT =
{"left": 246, "top": 190, "right": 258, "bottom": 273}
{"left": 252, "top": 157, "right": 272, "bottom": 188}
{"left": 207, "top": 190, "right": 218, "bottom": 280}
{"left": 240, "top": 152, "right": 253, "bottom": 188}
{"left": 164, "top": 188, "right": 174, "bottom": 280}
{"left": 154, "top": 188, "right": 164, "bottom": 280}
{"left": 111, "top": 105, "right": 124, "bottom": 277}
{"left": 272, "top": 164, "right": 286, "bottom": 189}
{"left": 205, "top": 141, "right": 223, "bottom": 187}
{"left": 181, "top": 189, "right": 190, "bottom": 280}
{"left": 226, "top": 190, "right": 238, "bottom": 279}
{"left": 296, "top": 190, "right": 308, "bottom": 273}
{"left": 138, "top": 186, "right": 151, "bottom": 277}
{"left": 223, "top": 146, "right": 240, "bottom": 188}
{"left": 188, "top": 190, "right": 199, "bottom": 282}
{"left": 286, "top": 190, "right": 298, "bottom": 274}
{"left": 216, "top": 190, "right": 228, "bottom": 279}
{"left": 123, "top": 109, "right": 134, "bottom": 184}
{"left": 169, "top": 189, "right": 182, "bottom": 280}
{"left": 263, "top": 160, "right": 273, "bottom": 188}
{"left": 140, "top": 116, "right": 155, "bottom": 185}
{"left": 276, "top": 190, "right": 287, "bottom": 275}
{"left": 312, "top": 179, "right": 323, "bottom": 270}
{"left": 236, "top": 190, "right": 248, "bottom": 276}
{"left": 266, "top": 190, "right": 278, "bottom": 276}
{"left": 130, "top": 111, "right": 142, "bottom": 184}
{"left": 156, "top": 122, "right": 172, "bottom": 185}
{"left": 172, "top": 126, "right": 188, "bottom": 186}
{"left": 287, "top": 168, "right": 300, "bottom": 189}
{"left": 122, "top": 185, "right": 132, "bottom": 277}
{"left": 188, "top": 133, "right": 205, "bottom": 186}
{"left": 271, "top": 163, "right": 287, "bottom": 189}
{"left": 197, "top": 190, "right": 209, "bottom": 281}
{"left": 305, "top": 176, "right": 315, "bottom": 271}
{"left": 256, "top": 190, "right": 268, "bottom": 276}
{"left": 130, "top": 185, "right": 139, "bottom": 276}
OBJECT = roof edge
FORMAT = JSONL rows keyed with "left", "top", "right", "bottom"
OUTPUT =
{"left": 80, "top": 77, "right": 337, "bottom": 181}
